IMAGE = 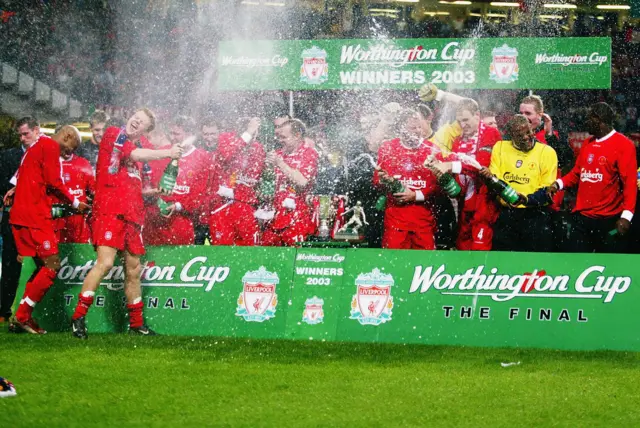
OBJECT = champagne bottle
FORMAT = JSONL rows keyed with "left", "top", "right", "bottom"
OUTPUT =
{"left": 51, "top": 203, "right": 77, "bottom": 219}
{"left": 485, "top": 176, "right": 520, "bottom": 205}
{"left": 437, "top": 173, "right": 461, "bottom": 198}
{"left": 375, "top": 172, "right": 405, "bottom": 211}
{"left": 259, "top": 167, "right": 276, "bottom": 200}
{"left": 157, "top": 159, "right": 179, "bottom": 215}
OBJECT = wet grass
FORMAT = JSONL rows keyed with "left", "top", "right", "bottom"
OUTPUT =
{"left": 1, "top": 330, "right": 639, "bottom": 427}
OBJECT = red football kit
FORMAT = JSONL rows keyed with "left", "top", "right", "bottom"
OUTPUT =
{"left": 50, "top": 154, "right": 95, "bottom": 244}
{"left": 10, "top": 135, "right": 79, "bottom": 258}
{"left": 558, "top": 131, "right": 637, "bottom": 220}
{"left": 262, "top": 143, "right": 318, "bottom": 246}
{"left": 447, "top": 122, "right": 502, "bottom": 250}
{"left": 10, "top": 134, "right": 80, "bottom": 325}
{"left": 144, "top": 146, "right": 210, "bottom": 245}
{"left": 209, "top": 132, "right": 265, "bottom": 246}
{"left": 374, "top": 138, "right": 441, "bottom": 250}
{"left": 91, "top": 127, "right": 145, "bottom": 255}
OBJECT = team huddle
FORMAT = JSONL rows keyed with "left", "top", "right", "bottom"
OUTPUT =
{"left": 3, "top": 85, "right": 637, "bottom": 337}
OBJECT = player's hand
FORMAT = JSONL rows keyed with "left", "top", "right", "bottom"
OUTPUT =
{"left": 542, "top": 113, "right": 553, "bottom": 136}
{"left": 76, "top": 201, "right": 90, "bottom": 213}
{"left": 169, "top": 144, "right": 183, "bottom": 159}
{"left": 547, "top": 182, "right": 560, "bottom": 198}
{"left": 616, "top": 218, "right": 631, "bottom": 236}
{"left": 478, "top": 168, "right": 494, "bottom": 180}
{"left": 162, "top": 203, "right": 177, "bottom": 218}
{"left": 636, "top": 178, "right": 640, "bottom": 190}
{"left": 3, "top": 187, "right": 15, "bottom": 206}
{"left": 377, "top": 168, "right": 392, "bottom": 183}
{"left": 142, "top": 187, "right": 161, "bottom": 197}
{"left": 266, "top": 151, "right": 280, "bottom": 167}
{"left": 507, "top": 193, "right": 526, "bottom": 208}
{"left": 393, "top": 189, "right": 416, "bottom": 204}
{"left": 430, "top": 160, "right": 452, "bottom": 176}
{"left": 246, "top": 117, "right": 261, "bottom": 139}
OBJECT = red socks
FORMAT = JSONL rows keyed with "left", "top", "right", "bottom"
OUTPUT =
{"left": 15, "top": 267, "right": 57, "bottom": 323}
{"left": 72, "top": 292, "right": 95, "bottom": 320}
{"left": 127, "top": 301, "right": 144, "bottom": 328}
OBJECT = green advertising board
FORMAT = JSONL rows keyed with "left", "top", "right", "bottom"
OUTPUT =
{"left": 216, "top": 37, "right": 611, "bottom": 91}
{"left": 18, "top": 244, "right": 639, "bottom": 351}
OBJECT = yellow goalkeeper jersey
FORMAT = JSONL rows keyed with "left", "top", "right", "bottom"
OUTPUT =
{"left": 489, "top": 140, "right": 558, "bottom": 208}
{"left": 432, "top": 121, "right": 462, "bottom": 152}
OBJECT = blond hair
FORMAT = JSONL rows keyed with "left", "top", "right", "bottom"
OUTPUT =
{"left": 138, "top": 107, "right": 157, "bottom": 132}
{"left": 521, "top": 95, "right": 544, "bottom": 114}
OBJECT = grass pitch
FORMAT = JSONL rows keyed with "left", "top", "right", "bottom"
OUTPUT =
{"left": 1, "top": 330, "right": 640, "bottom": 427}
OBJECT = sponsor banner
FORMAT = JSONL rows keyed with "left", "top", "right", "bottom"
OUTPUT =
{"left": 19, "top": 245, "right": 640, "bottom": 351}
{"left": 216, "top": 37, "right": 611, "bottom": 91}
{"left": 19, "top": 245, "right": 296, "bottom": 337}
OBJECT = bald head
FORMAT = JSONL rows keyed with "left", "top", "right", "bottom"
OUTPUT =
{"left": 54, "top": 125, "right": 82, "bottom": 158}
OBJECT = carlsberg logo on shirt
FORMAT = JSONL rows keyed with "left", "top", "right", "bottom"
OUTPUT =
{"left": 409, "top": 264, "right": 630, "bottom": 303}
{"left": 580, "top": 168, "right": 604, "bottom": 183}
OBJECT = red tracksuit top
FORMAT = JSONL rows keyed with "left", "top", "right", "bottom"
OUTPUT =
{"left": 10, "top": 135, "right": 77, "bottom": 229}
{"left": 559, "top": 131, "right": 637, "bottom": 219}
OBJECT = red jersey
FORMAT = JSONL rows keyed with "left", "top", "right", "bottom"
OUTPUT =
{"left": 144, "top": 146, "right": 210, "bottom": 245}
{"left": 50, "top": 154, "right": 94, "bottom": 205}
{"left": 374, "top": 138, "right": 440, "bottom": 232}
{"left": 93, "top": 127, "right": 145, "bottom": 226}
{"left": 448, "top": 122, "right": 501, "bottom": 210}
{"left": 10, "top": 135, "right": 77, "bottom": 229}
{"left": 210, "top": 132, "right": 265, "bottom": 207}
{"left": 271, "top": 143, "right": 319, "bottom": 231}
{"left": 50, "top": 154, "right": 95, "bottom": 242}
{"left": 559, "top": 131, "right": 637, "bottom": 219}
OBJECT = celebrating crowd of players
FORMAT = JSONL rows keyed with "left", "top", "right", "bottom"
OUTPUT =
{"left": 0, "top": 87, "right": 637, "bottom": 337}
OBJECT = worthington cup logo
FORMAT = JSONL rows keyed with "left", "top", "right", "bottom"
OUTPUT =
{"left": 409, "top": 264, "right": 630, "bottom": 303}
{"left": 300, "top": 46, "right": 328, "bottom": 85}
{"left": 534, "top": 53, "right": 608, "bottom": 66}
{"left": 350, "top": 268, "right": 394, "bottom": 326}
{"left": 236, "top": 266, "right": 279, "bottom": 322}
{"left": 57, "top": 256, "right": 230, "bottom": 292}
{"left": 296, "top": 253, "right": 345, "bottom": 263}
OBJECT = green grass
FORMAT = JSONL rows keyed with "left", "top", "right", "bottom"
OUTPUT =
{"left": 1, "top": 330, "right": 640, "bottom": 428}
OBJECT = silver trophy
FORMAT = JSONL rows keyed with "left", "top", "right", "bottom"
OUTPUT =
{"left": 317, "top": 195, "right": 332, "bottom": 241}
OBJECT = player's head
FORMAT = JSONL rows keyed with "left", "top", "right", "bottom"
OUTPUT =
{"left": 455, "top": 98, "right": 480, "bottom": 139}
{"left": 126, "top": 108, "right": 156, "bottom": 140}
{"left": 396, "top": 109, "right": 422, "bottom": 147}
{"left": 15, "top": 116, "right": 40, "bottom": 147}
{"left": 272, "top": 108, "right": 291, "bottom": 129}
{"left": 507, "top": 114, "right": 535, "bottom": 152}
{"left": 586, "top": 102, "right": 615, "bottom": 136}
{"left": 200, "top": 116, "right": 220, "bottom": 149}
{"left": 481, "top": 111, "right": 498, "bottom": 129}
{"left": 169, "top": 115, "right": 196, "bottom": 145}
{"left": 54, "top": 125, "right": 82, "bottom": 158}
{"left": 416, "top": 104, "right": 434, "bottom": 138}
{"left": 276, "top": 118, "right": 306, "bottom": 151}
{"left": 89, "top": 110, "right": 109, "bottom": 145}
{"left": 519, "top": 95, "right": 544, "bottom": 129}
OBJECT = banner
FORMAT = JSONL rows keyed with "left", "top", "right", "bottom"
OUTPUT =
{"left": 216, "top": 37, "right": 611, "bottom": 91}
{"left": 19, "top": 245, "right": 640, "bottom": 351}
